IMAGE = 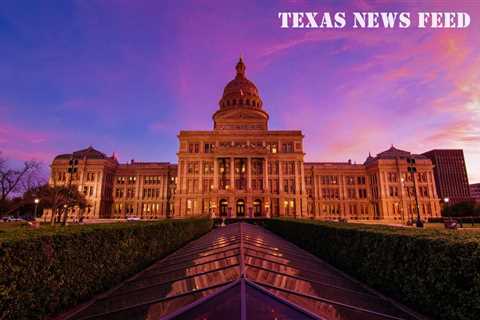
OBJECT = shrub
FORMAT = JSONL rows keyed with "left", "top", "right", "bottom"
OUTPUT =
{"left": 261, "top": 219, "right": 480, "bottom": 320}
{"left": 442, "top": 201, "right": 480, "bottom": 218}
{"left": 0, "top": 219, "right": 212, "bottom": 320}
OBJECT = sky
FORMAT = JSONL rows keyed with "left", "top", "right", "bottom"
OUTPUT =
{"left": 0, "top": 0, "right": 479, "bottom": 182}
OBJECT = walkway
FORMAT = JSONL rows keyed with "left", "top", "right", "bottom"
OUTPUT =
{"left": 65, "top": 223, "right": 425, "bottom": 320}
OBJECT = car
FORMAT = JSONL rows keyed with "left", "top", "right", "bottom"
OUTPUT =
{"left": 2, "top": 216, "right": 14, "bottom": 222}
{"left": 126, "top": 216, "right": 141, "bottom": 221}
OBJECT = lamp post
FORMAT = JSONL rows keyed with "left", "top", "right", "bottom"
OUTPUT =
{"left": 407, "top": 157, "right": 423, "bottom": 228}
{"left": 33, "top": 198, "right": 39, "bottom": 221}
{"left": 444, "top": 197, "right": 450, "bottom": 218}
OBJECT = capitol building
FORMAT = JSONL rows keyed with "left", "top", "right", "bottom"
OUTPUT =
{"left": 46, "top": 58, "right": 441, "bottom": 223}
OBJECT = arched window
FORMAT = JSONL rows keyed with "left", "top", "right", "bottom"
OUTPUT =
{"left": 233, "top": 99, "right": 236, "bottom": 105}
{"left": 246, "top": 99, "right": 250, "bottom": 106}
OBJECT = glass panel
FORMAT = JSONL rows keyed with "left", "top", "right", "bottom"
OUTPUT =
{"left": 242, "top": 237, "right": 308, "bottom": 257}
{"left": 245, "top": 255, "right": 369, "bottom": 294}
{"left": 174, "top": 283, "right": 241, "bottom": 320}
{"left": 246, "top": 282, "right": 317, "bottom": 320}
{"left": 73, "top": 266, "right": 240, "bottom": 319}
{"left": 162, "top": 243, "right": 240, "bottom": 262}
{"left": 171, "top": 238, "right": 240, "bottom": 256}
{"left": 268, "top": 288, "right": 418, "bottom": 320}
{"left": 247, "top": 266, "right": 415, "bottom": 320}
{"left": 142, "top": 249, "right": 240, "bottom": 276}
{"left": 72, "top": 288, "right": 221, "bottom": 320}
{"left": 244, "top": 248, "right": 324, "bottom": 271}
{"left": 115, "top": 257, "right": 240, "bottom": 294}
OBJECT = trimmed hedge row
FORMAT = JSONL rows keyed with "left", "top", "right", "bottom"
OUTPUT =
{"left": 0, "top": 219, "right": 213, "bottom": 320}
{"left": 260, "top": 219, "right": 480, "bottom": 320}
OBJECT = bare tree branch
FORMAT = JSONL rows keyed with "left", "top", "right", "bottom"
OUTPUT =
{"left": 0, "top": 152, "right": 43, "bottom": 202}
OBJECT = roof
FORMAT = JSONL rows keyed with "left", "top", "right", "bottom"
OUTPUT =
{"left": 364, "top": 145, "right": 427, "bottom": 165}
{"left": 65, "top": 223, "right": 424, "bottom": 320}
{"left": 54, "top": 146, "right": 108, "bottom": 160}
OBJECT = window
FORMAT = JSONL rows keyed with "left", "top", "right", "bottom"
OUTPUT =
{"left": 388, "top": 172, "right": 398, "bottom": 183}
{"left": 267, "top": 142, "right": 278, "bottom": 154}
{"left": 358, "top": 189, "right": 367, "bottom": 198}
{"left": 282, "top": 142, "right": 294, "bottom": 153}
{"left": 188, "top": 143, "right": 199, "bottom": 153}
{"left": 321, "top": 175, "right": 338, "bottom": 185}
{"left": 115, "top": 188, "right": 124, "bottom": 198}
{"left": 204, "top": 143, "right": 214, "bottom": 153}
{"left": 203, "top": 161, "right": 214, "bottom": 174}
{"left": 86, "top": 172, "right": 95, "bottom": 182}
{"left": 347, "top": 188, "right": 356, "bottom": 199}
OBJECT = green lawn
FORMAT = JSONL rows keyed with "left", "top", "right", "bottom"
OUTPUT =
{"left": 425, "top": 222, "right": 480, "bottom": 229}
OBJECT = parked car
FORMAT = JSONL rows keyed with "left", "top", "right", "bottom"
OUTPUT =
{"left": 1, "top": 216, "right": 14, "bottom": 222}
{"left": 126, "top": 216, "right": 141, "bottom": 221}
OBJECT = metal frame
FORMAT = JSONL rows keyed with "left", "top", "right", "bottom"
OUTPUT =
{"left": 251, "top": 223, "right": 429, "bottom": 320}
{"left": 103, "top": 263, "right": 241, "bottom": 300}
{"left": 76, "top": 281, "right": 235, "bottom": 320}
{"left": 160, "top": 279, "right": 241, "bottom": 320}
{"left": 61, "top": 222, "right": 428, "bottom": 320}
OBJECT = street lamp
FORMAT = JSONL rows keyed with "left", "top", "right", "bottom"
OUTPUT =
{"left": 444, "top": 197, "right": 450, "bottom": 218}
{"left": 407, "top": 157, "right": 423, "bottom": 228}
{"left": 33, "top": 198, "right": 39, "bottom": 221}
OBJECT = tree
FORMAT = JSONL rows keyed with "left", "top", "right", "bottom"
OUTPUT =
{"left": 0, "top": 152, "right": 44, "bottom": 215}
{"left": 34, "top": 184, "right": 87, "bottom": 225}
{"left": 442, "top": 201, "right": 478, "bottom": 218}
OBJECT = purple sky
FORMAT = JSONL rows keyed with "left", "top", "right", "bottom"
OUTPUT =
{"left": 0, "top": 1, "right": 479, "bottom": 182}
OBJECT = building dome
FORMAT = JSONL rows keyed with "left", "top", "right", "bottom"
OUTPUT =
{"left": 219, "top": 58, "right": 263, "bottom": 109}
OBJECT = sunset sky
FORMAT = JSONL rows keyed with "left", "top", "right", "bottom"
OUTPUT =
{"left": 0, "top": 1, "right": 479, "bottom": 182}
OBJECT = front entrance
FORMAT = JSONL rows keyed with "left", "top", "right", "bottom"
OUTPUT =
{"left": 220, "top": 199, "right": 228, "bottom": 217}
{"left": 254, "top": 199, "right": 262, "bottom": 217}
{"left": 236, "top": 199, "right": 245, "bottom": 217}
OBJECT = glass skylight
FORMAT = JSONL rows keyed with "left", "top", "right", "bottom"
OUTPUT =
{"left": 66, "top": 223, "right": 424, "bottom": 320}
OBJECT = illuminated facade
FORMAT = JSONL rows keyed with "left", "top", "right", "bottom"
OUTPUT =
{"left": 45, "top": 59, "right": 441, "bottom": 223}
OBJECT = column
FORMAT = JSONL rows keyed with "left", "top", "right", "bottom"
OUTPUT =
{"left": 263, "top": 158, "right": 269, "bottom": 191}
{"left": 279, "top": 160, "right": 285, "bottom": 216}
{"left": 230, "top": 157, "right": 235, "bottom": 191}
{"left": 199, "top": 160, "right": 203, "bottom": 192}
{"left": 247, "top": 157, "right": 252, "bottom": 191}
{"left": 182, "top": 160, "right": 187, "bottom": 193}
{"left": 213, "top": 158, "right": 219, "bottom": 190}
{"left": 294, "top": 161, "right": 301, "bottom": 217}
{"left": 300, "top": 161, "right": 307, "bottom": 216}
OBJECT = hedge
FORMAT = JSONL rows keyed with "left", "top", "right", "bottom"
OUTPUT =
{"left": 0, "top": 218, "right": 213, "bottom": 320}
{"left": 260, "top": 219, "right": 480, "bottom": 320}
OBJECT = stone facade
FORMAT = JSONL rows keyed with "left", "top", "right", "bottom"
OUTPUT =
{"left": 44, "top": 148, "right": 176, "bottom": 221}
{"left": 45, "top": 58, "right": 441, "bottom": 223}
